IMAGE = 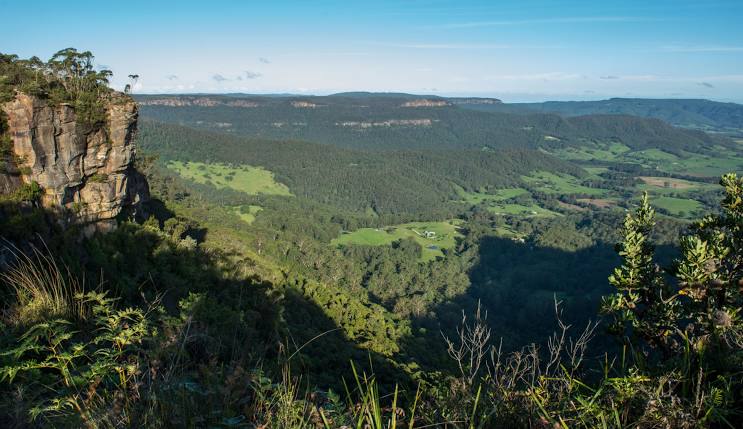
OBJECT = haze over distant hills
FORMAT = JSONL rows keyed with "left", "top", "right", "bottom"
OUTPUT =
{"left": 136, "top": 93, "right": 743, "bottom": 136}
{"left": 135, "top": 93, "right": 737, "bottom": 152}
{"left": 463, "top": 97, "right": 743, "bottom": 133}
{"left": 135, "top": 90, "right": 742, "bottom": 219}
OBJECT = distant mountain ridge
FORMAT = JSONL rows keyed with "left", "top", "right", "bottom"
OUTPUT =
{"left": 135, "top": 93, "right": 731, "bottom": 154}
{"left": 136, "top": 93, "right": 740, "bottom": 132}
{"left": 462, "top": 97, "right": 743, "bottom": 132}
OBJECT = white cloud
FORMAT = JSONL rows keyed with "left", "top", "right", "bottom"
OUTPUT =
{"left": 314, "top": 52, "right": 370, "bottom": 56}
{"left": 612, "top": 75, "right": 659, "bottom": 82}
{"left": 369, "top": 41, "right": 561, "bottom": 50}
{"left": 485, "top": 72, "right": 583, "bottom": 81}
{"left": 435, "top": 16, "right": 662, "bottom": 29}
{"left": 378, "top": 42, "right": 514, "bottom": 50}
{"left": 660, "top": 45, "right": 743, "bottom": 52}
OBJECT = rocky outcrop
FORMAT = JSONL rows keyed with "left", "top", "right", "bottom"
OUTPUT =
{"left": 138, "top": 97, "right": 220, "bottom": 107}
{"left": 335, "top": 119, "right": 436, "bottom": 128}
{"left": 449, "top": 97, "right": 502, "bottom": 105}
{"left": 1, "top": 92, "right": 149, "bottom": 228}
{"left": 137, "top": 97, "right": 259, "bottom": 108}
{"left": 290, "top": 101, "right": 322, "bottom": 108}
{"left": 400, "top": 99, "right": 451, "bottom": 108}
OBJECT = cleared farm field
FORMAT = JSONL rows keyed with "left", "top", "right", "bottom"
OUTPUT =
{"left": 168, "top": 161, "right": 292, "bottom": 196}
{"left": 332, "top": 220, "right": 463, "bottom": 262}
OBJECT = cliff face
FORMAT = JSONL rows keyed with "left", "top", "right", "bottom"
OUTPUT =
{"left": 137, "top": 97, "right": 259, "bottom": 108}
{"left": 400, "top": 99, "right": 451, "bottom": 108}
{"left": 1, "top": 92, "right": 149, "bottom": 227}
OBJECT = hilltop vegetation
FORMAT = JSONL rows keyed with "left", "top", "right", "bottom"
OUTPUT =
{"left": 1, "top": 48, "right": 119, "bottom": 126}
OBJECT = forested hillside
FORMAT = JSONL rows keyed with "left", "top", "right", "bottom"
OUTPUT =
{"left": 138, "top": 120, "right": 582, "bottom": 214}
{"left": 136, "top": 94, "right": 733, "bottom": 153}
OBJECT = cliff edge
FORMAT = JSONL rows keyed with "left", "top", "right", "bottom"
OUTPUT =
{"left": 0, "top": 91, "right": 149, "bottom": 228}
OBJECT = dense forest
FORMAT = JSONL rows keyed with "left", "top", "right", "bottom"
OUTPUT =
{"left": 2, "top": 50, "right": 743, "bottom": 428}
{"left": 137, "top": 120, "right": 583, "bottom": 215}
{"left": 136, "top": 93, "right": 733, "bottom": 154}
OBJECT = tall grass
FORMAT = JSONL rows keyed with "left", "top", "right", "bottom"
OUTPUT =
{"left": 1, "top": 243, "right": 85, "bottom": 326}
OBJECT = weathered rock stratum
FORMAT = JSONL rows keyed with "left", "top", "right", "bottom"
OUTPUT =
{"left": 1, "top": 92, "right": 149, "bottom": 227}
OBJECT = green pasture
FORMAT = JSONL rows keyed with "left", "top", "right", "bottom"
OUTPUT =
{"left": 332, "top": 220, "right": 463, "bottom": 262}
{"left": 456, "top": 185, "right": 529, "bottom": 204}
{"left": 651, "top": 196, "right": 703, "bottom": 217}
{"left": 522, "top": 171, "right": 607, "bottom": 196}
{"left": 232, "top": 205, "right": 263, "bottom": 224}
{"left": 167, "top": 161, "right": 292, "bottom": 196}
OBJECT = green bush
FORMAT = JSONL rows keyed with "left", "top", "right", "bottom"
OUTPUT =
{"left": 0, "top": 135, "right": 12, "bottom": 157}
{"left": 0, "top": 181, "right": 42, "bottom": 203}
{"left": 87, "top": 173, "right": 108, "bottom": 184}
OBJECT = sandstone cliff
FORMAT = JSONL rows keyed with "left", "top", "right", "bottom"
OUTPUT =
{"left": 137, "top": 96, "right": 259, "bottom": 108}
{"left": 0, "top": 92, "right": 149, "bottom": 227}
{"left": 400, "top": 99, "right": 451, "bottom": 108}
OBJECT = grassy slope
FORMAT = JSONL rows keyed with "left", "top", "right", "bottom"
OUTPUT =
{"left": 550, "top": 142, "right": 631, "bottom": 162}
{"left": 636, "top": 177, "right": 718, "bottom": 194}
{"left": 522, "top": 171, "right": 607, "bottom": 196}
{"left": 658, "top": 151, "right": 743, "bottom": 177}
{"left": 454, "top": 184, "right": 559, "bottom": 217}
{"left": 332, "top": 220, "right": 463, "bottom": 262}
{"left": 455, "top": 185, "right": 529, "bottom": 203}
{"left": 541, "top": 141, "right": 740, "bottom": 217}
{"left": 167, "top": 161, "right": 292, "bottom": 196}
{"left": 550, "top": 141, "right": 743, "bottom": 178}
{"left": 232, "top": 205, "right": 264, "bottom": 224}
{"left": 487, "top": 203, "right": 560, "bottom": 217}
{"left": 652, "top": 196, "right": 704, "bottom": 216}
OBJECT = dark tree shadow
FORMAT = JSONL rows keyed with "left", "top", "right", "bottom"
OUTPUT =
{"left": 1, "top": 200, "right": 411, "bottom": 403}
{"left": 281, "top": 286, "right": 414, "bottom": 392}
{"left": 399, "top": 235, "right": 679, "bottom": 372}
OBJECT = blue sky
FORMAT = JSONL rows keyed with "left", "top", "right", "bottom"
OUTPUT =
{"left": 2, "top": 0, "right": 742, "bottom": 102}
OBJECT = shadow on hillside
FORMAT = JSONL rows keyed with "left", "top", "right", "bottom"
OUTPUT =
{"left": 1, "top": 201, "right": 409, "bottom": 399}
{"left": 141, "top": 197, "right": 175, "bottom": 223}
{"left": 93, "top": 217, "right": 409, "bottom": 391}
{"left": 399, "top": 235, "right": 679, "bottom": 372}
{"left": 281, "top": 286, "right": 413, "bottom": 391}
